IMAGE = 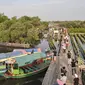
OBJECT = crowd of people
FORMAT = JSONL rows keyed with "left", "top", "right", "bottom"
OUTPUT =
{"left": 60, "top": 33, "right": 79, "bottom": 85}
{"left": 53, "top": 28, "right": 80, "bottom": 85}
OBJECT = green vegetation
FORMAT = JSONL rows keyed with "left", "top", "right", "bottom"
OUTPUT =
{"left": 77, "top": 34, "right": 85, "bottom": 44}
{"left": 74, "top": 34, "right": 85, "bottom": 59}
{"left": 81, "top": 34, "right": 85, "bottom": 40}
{"left": 70, "top": 34, "right": 84, "bottom": 65}
{"left": 47, "top": 39, "right": 56, "bottom": 50}
{"left": 78, "top": 56, "right": 84, "bottom": 65}
{"left": 58, "top": 21, "right": 85, "bottom": 28}
{"left": 68, "top": 28, "right": 85, "bottom": 33}
{"left": 54, "top": 21, "right": 85, "bottom": 33}
{"left": 70, "top": 35, "right": 79, "bottom": 56}
{"left": 0, "top": 13, "right": 48, "bottom": 47}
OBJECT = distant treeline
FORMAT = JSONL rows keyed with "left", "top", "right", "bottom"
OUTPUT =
{"left": 68, "top": 28, "right": 85, "bottom": 33}
{"left": 53, "top": 21, "right": 85, "bottom": 33}
{"left": 54, "top": 21, "right": 85, "bottom": 28}
{"left": 0, "top": 13, "right": 48, "bottom": 47}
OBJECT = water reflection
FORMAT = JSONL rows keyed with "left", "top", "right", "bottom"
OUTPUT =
{"left": 0, "top": 47, "right": 13, "bottom": 53}
{"left": 23, "top": 80, "right": 42, "bottom": 85}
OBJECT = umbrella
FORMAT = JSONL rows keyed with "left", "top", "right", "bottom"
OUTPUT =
{"left": 57, "top": 79, "right": 64, "bottom": 85}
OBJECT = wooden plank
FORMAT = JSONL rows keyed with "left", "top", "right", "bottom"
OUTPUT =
{"left": 42, "top": 57, "right": 59, "bottom": 85}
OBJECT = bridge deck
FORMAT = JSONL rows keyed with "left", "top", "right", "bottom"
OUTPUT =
{"left": 42, "top": 35, "right": 74, "bottom": 85}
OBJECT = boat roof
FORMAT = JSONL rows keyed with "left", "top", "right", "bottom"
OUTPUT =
{"left": 15, "top": 52, "right": 46, "bottom": 67}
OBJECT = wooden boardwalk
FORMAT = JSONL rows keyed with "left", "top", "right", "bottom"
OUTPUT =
{"left": 42, "top": 34, "right": 75, "bottom": 85}
{"left": 42, "top": 58, "right": 60, "bottom": 85}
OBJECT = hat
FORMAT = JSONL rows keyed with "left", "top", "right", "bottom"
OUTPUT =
{"left": 74, "top": 74, "right": 78, "bottom": 78}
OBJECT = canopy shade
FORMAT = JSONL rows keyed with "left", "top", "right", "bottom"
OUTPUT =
{"left": 15, "top": 52, "right": 46, "bottom": 67}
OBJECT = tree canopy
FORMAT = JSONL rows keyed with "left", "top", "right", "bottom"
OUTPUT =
{"left": 0, "top": 13, "right": 48, "bottom": 47}
{"left": 54, "top": 21, "right": 85, "bottom": 33}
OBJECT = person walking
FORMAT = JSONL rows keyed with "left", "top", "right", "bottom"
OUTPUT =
{"left": 61, "top": 66, "right": 67, "bottom": 76}
{"left": 67, "top": 51, "right": 72, "bottom": 66}
{"left": 66, "top": 41, "right": 69, "bottom": 49}
{"left": 68, "top": 58, "right": 72, "bottom": 66}
{"left": 60, "top": 74, "right": 67, "bottom": 85}
{"left": 67, "top": 51, "right": 71, "bottom": 59}
{"left": 71, "top": 59, "right": 76, "bottom": 75}
{"left": 62, "top": 43, "right": 66, "bottom": 53}
{"left": 73, "top": 74, "right": 79, "bottom": 85}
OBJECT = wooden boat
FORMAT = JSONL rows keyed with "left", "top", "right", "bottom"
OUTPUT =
{"left": 0, "top": 51, "right": 52, "bottom": 80}
{"left": 0, "top": 48, "right": 42, "bottom": 74}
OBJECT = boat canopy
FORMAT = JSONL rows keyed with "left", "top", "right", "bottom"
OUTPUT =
{"left": 15, "top": 52, "right": 46, "bottom": 67}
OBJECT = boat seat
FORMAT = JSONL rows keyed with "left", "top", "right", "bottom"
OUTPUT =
{"left": 28, "top": 66, "right": 37, "bottom": 71}
{"left": 24, "top": 67, "right": 33, "bottom": 72}
{"left": 33, "top": 65, "right": 40, "bottom": 69}
{"left": 21, "top": 67, "right": 28, "bottom": 73}
{"left": 26, "top": 67, "right": 34, "bottom": 72}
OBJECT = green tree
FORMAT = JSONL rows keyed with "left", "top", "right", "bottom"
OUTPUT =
{"left": 0, "top": 13, "right": 8, "bottom": 23}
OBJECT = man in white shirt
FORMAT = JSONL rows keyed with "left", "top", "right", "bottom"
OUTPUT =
{"left": 60, "top": 74, "right": 67, "bottom": 85}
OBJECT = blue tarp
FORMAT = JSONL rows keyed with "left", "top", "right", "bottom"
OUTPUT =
{"left": 25, "top": 48, "right": 38, "bottom": 52}
{"left": 13, "top": 48, "right": 39, "bottom": 53}
{"left": 0, "top": 51, "right": 23, "bottom": 59}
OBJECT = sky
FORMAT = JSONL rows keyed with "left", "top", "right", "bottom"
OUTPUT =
{"left": 0, "top": 0, "right": 85, "bottom": 21}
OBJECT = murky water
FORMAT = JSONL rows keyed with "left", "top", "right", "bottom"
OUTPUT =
{"left": 0, "top": 39, "right": 49, "bottom": 85}
{"left": 0, "top": 70, "right": 46, "bottom": 85}
{"left": 36, "top": 39, "right": 49, "bottom": 52}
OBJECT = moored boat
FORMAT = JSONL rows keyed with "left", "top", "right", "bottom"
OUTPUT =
{"left": 0, "top": 48, "right": 42, "bottom": 74}
{"left": 0, "top": 51, "right": 52, "bottom": 80}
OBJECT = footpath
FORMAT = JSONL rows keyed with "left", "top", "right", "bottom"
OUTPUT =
{"left": 42, "top": 29, "right": 82, "bottom": 85}
{"left": 58, "top": 35, "right": 74, "bottom": 85}
{"left": 59, "top": 34, "right": 83, "bottom": 85}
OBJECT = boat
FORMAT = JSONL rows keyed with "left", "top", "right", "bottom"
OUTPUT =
{"left": 0, "top": 48, "right": 42, "bottom": 74}
{"left": 0, "top": 50, "right": 52, "bottom": 80}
